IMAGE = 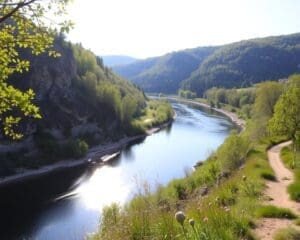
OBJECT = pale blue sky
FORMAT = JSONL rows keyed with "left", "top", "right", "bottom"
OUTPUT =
{"left": 67, "top": 0, "right": 300, "bottom": 58}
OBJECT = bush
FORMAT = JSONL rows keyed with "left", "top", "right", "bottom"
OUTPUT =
{"left": 66, "top": 139, "right": 89, "bottom": 159}
{"left": 218, "top": 133, "right": 250, "bottom": 172}
{"left": 255, "top": 205, "right": 297, "bottom": 219}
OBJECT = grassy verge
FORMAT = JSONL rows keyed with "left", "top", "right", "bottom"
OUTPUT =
{"left": 255, "top": 205, "right": 297, "bottom": 219}
{"left": 91, "top": 130, "right": 282, "bottom": 240}
{"left": 274, "top": 227, "right": 300, "bottom": 240}
{"left": 281, "top": 146, "right": 300, "bottom": 201}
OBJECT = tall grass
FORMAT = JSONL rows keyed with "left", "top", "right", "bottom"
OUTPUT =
{"left": 274, "top": 227, "right": 300, "bottom": 240}
{"left": 281, "top": 146, "right": 300, "bottom": 201}
{"left": 255, "top": 205, "right": 297, "bottom": 219}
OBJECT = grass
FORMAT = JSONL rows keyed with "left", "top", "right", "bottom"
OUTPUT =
{"left": 281, "top": 146, "right": 300, "bottom": 169}
{"left": 90, "top": 131, "right": 281, "bottom": 240}
{"left": 255, "top": 205, "right": 297, "bottom": 219}
{"left": 281, "top": 146, "right": 300, "bottom": 201}
{"left": 294, "top": 218, "right": 300, "bottom": 226}
{"left": 274, "top": 227, "right": 300, "bottom": 240}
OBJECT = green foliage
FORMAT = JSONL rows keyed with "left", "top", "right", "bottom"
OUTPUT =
{"left": 34, "top": 131, "right": 89, "bottom": 162}
{"left": 116, "top": 34, "right": 300, "bottom": 96}
{"left": 281, "top": 143, "right": 300, "bottom": 201}
{"left": 114, "top": 47, "right": 217, "bottom": 94}
{"left": 183, "top": 33, "right": 300, "bottom": 95}
{"left": 269, "top": 75, "right": 300, "bottom": 149}
{"left": 203, "top": 86, "right": 255, "bottom": 119}
{"left": 248, "top": 81, "right": 284, "bottom": 139}
{"left": 0, "top": 0, "right": 72, "bottom": 139}
{"left": 72, "top": 44, "right": 146, "bottom": 128}
{"left": 281, "top": 146, "right": 300, "bottom": 169}
{"left": 255, "top": 205, "right": 297, "bottom": 219}
{"left": 288, "top": 182, "right": 300, "bottom": 202}
{"left": 131, "top": 100, "right": 174, "bottom": 134}
{"left": 178, "top": 89, "right": 196, "bottom": 99}
{"left": 66, "top": 139, "right": 89, "bottom": 159}
{"left": 274, "top": 227, "right": 300, "bottom": 240}
{"left": 218, "top": 133, "right": 250, "bottom": 172}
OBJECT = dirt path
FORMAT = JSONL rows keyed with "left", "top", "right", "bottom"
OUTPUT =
{"left": 254, "top": 141, "right": 300, "bottom": 240}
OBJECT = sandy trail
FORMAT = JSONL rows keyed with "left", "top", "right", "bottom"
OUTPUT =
{"left": 254, "top": 141, "right": 300, "bottom": 240}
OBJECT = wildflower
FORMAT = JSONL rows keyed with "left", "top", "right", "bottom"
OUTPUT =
{"left": 175, "top": 211, "right": 188, "bottom": 240}
{"left": 242, "top": 175, "right": 247, "bottom": 181}
{"left": 203, "top": 217, "right": 209, "bottom": 222}
{"left": 208, "top": 202, "right": 212, "bottom": 206}
{"left": 175, "top": 211, "right": 186, "bottom": 225}
{"left": 189, "top": 219, "right": 195, "bottom": 227}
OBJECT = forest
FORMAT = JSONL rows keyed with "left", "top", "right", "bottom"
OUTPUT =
{"left": 114, "top": 33, "right": 300, "bottom": 96}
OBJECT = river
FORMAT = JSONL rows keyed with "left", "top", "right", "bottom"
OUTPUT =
{"left": 0, "top": 100, "right": 235, "bottom": 240}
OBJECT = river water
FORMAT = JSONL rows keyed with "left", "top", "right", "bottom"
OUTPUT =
{"left": 0, "top": 101, "right": 234, "bottom": 240}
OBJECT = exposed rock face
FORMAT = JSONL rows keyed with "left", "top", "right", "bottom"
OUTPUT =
{"left": 2, "top": 41, "right": 122, "bottom": 149}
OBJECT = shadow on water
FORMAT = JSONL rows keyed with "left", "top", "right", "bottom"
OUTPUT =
{"left": 0, "top": 165, "right": 87, "bottom": 240}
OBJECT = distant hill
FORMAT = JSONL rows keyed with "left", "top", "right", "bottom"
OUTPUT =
{"left": 113, "top": 33, "right": 300, "bottom": 95}
{"left": 102, "top": 55, "right": 139, "bottom": 67}
{"left": 182, "top": 33, "right": 300, "bottom": 95}
{"left": 113, "top": 47, "right": 217, "bottom": 93}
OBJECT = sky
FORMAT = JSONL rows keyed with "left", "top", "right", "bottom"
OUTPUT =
{"left": 67, "top": 0, "right": 300, "bottom": 58}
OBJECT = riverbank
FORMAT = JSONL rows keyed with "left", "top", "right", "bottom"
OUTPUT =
{"left": 163, "top": 96, "right": 246, "bottom": 130}
{"left": 0, "top": 118, "right": 174, "bottom": 187}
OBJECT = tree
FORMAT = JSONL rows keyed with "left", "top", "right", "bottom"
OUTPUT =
{"left": 0, "top": 0, "right": 72, "bottom": 139}
{"left": 269, "top": 75, "right": 300, "bottom": 166}
{"left": 121, "top": 95, "right": 138, "bottom": 124}
{"left": 251, "top": 81, "right": 283, "bottom": 138}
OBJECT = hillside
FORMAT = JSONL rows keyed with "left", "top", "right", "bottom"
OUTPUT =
{"left": 114, "top": 33, "right": 300, "bottom": 95}
{"left": 102, "top": 55, "right": 139, "bottom": 67}
{"left": 183, "top": 33, "right": 300, "bottom": 95}
{"left": 113, "top": 47, "right": 217, "bottom": 93}
{"left": 1, "top": 36, "right": 147, "bottom": 171}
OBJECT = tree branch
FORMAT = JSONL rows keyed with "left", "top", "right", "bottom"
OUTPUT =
{"left": 0, "top": 0, "right": 37, "bottom": 24}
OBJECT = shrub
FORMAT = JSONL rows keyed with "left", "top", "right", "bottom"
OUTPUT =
{"left": 218, "top": 133, "right": 250, "bottom": 172}
{"left": 66, "top": 138, "right": 89, "bottom": 159}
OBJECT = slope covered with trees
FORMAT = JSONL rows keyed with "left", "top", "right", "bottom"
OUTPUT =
{"left": 114, "top": 33, "right": 300, "bottom": 95}
{"left": 0, "top": 36, "right": 151, "bottom": 173}
{"left": 183, "top": 33, "right": 300, "bottom": 95}
{"left": 113, "top": 47, "right": 217, "bottom": 93}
